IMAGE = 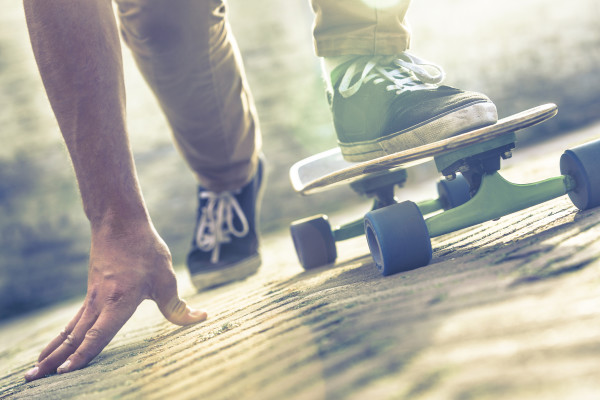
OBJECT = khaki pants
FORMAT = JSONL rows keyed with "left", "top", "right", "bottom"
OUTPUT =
{"left": 116, "top": 0, "right": 411, "bottom": 191}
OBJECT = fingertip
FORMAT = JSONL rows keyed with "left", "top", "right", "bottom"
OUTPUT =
{"left": 158, "top": 293, "right": 208, "bottom": 325}
{"left": 188, "top": 309, "right": 208, "bottom": 322}
{"left": 57, "top": 359, "right": 71, "bottom": 374}
{"left": 170, "top": 307, "right": 207, "bottom": 326}
{"left": 24, "top": 366, "right": 39, "bottom": 381}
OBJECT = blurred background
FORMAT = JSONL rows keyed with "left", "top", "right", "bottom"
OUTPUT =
{"left": 1, "top": 0, "right": 599, "bottom": 320}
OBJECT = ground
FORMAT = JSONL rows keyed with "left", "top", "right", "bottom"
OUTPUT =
{"left": 1, "top": 122, "right": 600, "bottom": 399}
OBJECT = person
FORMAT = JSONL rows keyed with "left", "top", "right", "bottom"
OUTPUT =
{"left": 22, "top": 0, "right": 496, "bottom": 381}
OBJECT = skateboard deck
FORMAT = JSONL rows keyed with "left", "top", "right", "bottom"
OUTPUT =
{"left": 291, "top": 103, "right": 558, "bottom": 195}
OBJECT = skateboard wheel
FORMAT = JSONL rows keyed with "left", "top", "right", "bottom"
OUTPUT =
{"left": 560, "top": 139, "right": 600, "bottom": 211}
{"left": 290, "top": 215, "right": 337, "bottom": 270}
{"left": 364, "top": 201, "right": 432, "bottom": 276}
{"left": 437, "top": 174, "right": 471, "bottom": 210}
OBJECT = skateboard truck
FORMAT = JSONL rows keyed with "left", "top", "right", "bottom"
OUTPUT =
{"left": 365, "top": 135, "right": 600, "bottom": 276}
{"left": 437, "top": 132, "right": 516, "bottom": 195}
{"left": 338, "top": 161, "right": 473, "bottom": 241}
{"left": 291, "top": 163, "right": 471, "bottom": 269}
{"left": 330, "top": 169, "right": 407, "bottom": 243}
{"left": 426, "top": 132, "right": 577, "bottom": 238}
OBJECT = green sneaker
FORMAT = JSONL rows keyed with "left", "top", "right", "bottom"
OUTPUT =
{"left": 329, "top": 53, "right": 498, "bottom": 162}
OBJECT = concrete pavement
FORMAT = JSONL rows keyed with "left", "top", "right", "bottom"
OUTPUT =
{"left": 2, "top": 125, "right": 600, "bottom": 399}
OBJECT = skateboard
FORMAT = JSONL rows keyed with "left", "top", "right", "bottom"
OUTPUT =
{"left": 289, "top": 103, "right": 600, "bottom": 276}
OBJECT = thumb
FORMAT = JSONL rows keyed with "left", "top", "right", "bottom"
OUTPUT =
{"left": 153, "top": 271, "right": 207, "bottom": 326}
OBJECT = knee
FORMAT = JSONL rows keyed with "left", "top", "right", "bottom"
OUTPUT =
{"left": 118, "top": 4, "right": 184, "bottom": 53}
{"left": 118, "top": 0, "right": 227, "bottom": 54}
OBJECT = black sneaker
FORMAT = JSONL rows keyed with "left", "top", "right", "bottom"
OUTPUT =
{"left": 330, "top": 53, "right": 498, "bottom": 161}
{"left": 187, "top": 158, "right": 264, "bottom": 290}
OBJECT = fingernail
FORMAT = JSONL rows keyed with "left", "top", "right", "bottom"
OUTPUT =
{"left": 25, "top": 366, "right": 39, "bottom": 380}
{"left": 57, "top": 360, "right": 71, "bottom": 373}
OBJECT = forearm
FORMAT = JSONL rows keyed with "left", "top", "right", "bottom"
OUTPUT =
{"left": 24, "top": 0, "right": 148, "bottom": 230}
{"left": 22, "top": 3, "right": 209, "bottom": 382}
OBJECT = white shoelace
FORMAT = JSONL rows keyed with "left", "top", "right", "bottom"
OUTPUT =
{"left": 195, "top": 191, "right": 249, "bottom": 264}
{"left": 338, "top": 53, "right": 446, "bottom": 98}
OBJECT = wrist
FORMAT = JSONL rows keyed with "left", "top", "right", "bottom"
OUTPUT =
{"left": 89, "top": 205, "right": 151, "bottom": 236}
{"left": 82, "top": 176, "right": 150, "bottom": 233}
{"left": 88, "top": 210, "right": 172, "bottom": 275}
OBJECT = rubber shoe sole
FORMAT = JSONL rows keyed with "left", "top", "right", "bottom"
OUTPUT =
{"left": 339, "top": 101, "right": 498, "bottom": 162}
{"left": 191, "top": 254, "right": 261, "bottom": 290}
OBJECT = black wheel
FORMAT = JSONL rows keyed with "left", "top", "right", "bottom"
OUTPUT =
{"left": 364, "top": 201, "right": 432, "bottom": 276}
{"left": 290, "top": 215, "right": 337, "bottom": 270}
{"left": 437, "top": 173, "right": 471, "bottom": 210}
{"left": 560, "top": 139, "right": 600, "bottom": 211}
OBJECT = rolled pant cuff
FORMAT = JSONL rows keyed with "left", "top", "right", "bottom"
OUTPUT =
{"left": 193, "top": 156, "right": 259, "bottom": 193}
{"left": 314, "top": 34, "right": 411, "bottom": 57}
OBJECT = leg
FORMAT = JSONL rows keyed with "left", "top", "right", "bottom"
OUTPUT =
{"left": 115, "top": 0, "right": 260, "bottom": 192}
{"left": 115, "top": 0, "right": 263, "bottom": 289}
{"left": 310, "top": 0, "right": 498, "bottom": 162}
{"left": 310, "top": 0, "right": 412, "bottom": 57}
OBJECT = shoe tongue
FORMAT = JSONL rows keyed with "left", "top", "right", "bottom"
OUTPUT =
{"left": 329, "top": 56, "right": 367, "bottom": 87}
{"left": 332, "top": 55, "right": 410, "bottom": 88}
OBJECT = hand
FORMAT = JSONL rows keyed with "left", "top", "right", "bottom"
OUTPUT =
{"left": 24, "top": 221, "right": 207, "bottom": 381}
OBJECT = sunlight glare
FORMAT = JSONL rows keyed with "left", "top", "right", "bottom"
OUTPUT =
{"left": 361, "top": 0, "right": 401, "bottom": 9}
